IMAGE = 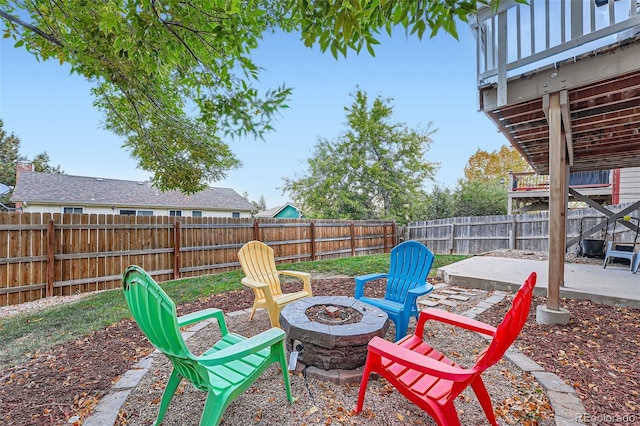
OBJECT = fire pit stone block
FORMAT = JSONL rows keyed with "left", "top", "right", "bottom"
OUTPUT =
{"left": 280, "top": 296, "right": 389, "bottom": 371}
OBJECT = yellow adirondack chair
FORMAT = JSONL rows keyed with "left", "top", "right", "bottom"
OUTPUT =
{"left": 238, "top": 241, "right": 313, "bottom": 327}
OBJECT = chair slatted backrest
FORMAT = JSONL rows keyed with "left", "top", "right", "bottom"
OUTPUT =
{"left": 123, "top": 266, "right": 189, "bottom": 359}
{"left": 385, "top": 241, "right": 434, "bottom": 303}
{"left": 238, "top": 241, "right": 282, "bottom": 297}
{"left": 476, "top": 272, "right": 537, "bottom": 371}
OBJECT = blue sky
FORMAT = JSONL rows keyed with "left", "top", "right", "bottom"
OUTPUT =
{"left": 0, "top": 22, "right": 505, "bottom": 208}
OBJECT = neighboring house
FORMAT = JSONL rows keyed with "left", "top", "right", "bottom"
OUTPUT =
{"left": 255, "top": 203, "right": 304, "bottom": 219}
{"left": 10, "top": 171, "right": 255, "bottom": 218}
{"left": 617, "top": 167, "right": 640, "bottom": 204}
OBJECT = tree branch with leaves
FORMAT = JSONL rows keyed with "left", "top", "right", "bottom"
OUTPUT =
{"left": 1, "top": 0, "right": 502, "bottom": 193}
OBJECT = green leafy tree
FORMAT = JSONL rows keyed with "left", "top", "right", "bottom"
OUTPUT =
{"left": 451, "top": 144, "right": 529, "bottom": 217}
{"left": 0, "top": 119, "right": 21, "bottom": 193}
{"left": 283, "top": 89, "right": 437, "bottom": 223}
{"left": 0, "top": 119, "right": 64, "bottom": 207}
{"left": 242, "top": 192, "right": 267, "bottom": 212}
{"left": 1, "top": 1, "right": 501, "bottom": 193}
{"left": 425, "top": 184, "right": 456, "bottom": 219}
{"left": 31, "top": 152, "right": 64, "bottom": 175}
{"left": 454, "top": 180, "right": 507, "bottom": 217}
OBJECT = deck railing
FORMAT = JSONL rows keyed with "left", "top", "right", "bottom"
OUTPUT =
{"left": 508, "top": 171, "right": 612, "bottom": 192}
{"left": 471, "top": 0, "right": 640, "bottom": 106}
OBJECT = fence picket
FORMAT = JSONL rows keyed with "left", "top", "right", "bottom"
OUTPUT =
{"left": 408, "top": 203, "right": 640, "bottom": 255}
{"left": 0, "top": 213, "right": 395, "bottom": 306}
{"left": 10, "top": 213, "right": 23, "bottom": 304}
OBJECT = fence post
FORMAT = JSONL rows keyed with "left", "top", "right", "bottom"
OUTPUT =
{"left": 173, "top": 221, "right": 181, "bottom": 279}
{"left": 383, "top": 223, "right": 388, "bottom": 253}
{"left": 391, "top": 222, "right": 397, "bottom": 249}
{"left": 510, "top": 215, "right": 517, "bottom": 249}
{"left": 350, "top": 221, "right": 356, "bottom": 256}
{"left": 46, "top": 219, "right": 55, "bottom": 297}
{"left": 310, "top": 222, "right": 316, "bottom": 261}
{"left": 449, "top": 223, "right": 456, "bottom": 254}
{"left": 253, "top": 219, "right": 260, "bottom": 241}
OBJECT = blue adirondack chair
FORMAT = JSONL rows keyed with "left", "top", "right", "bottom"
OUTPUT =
{"left": 354, "top": 241, "right": 435, "bottom": 341}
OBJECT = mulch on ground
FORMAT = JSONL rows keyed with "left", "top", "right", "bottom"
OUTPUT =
{"left": 476, "top": 295, "right": 640, "bottom": 423}
{"left": 0, "top": 277, "right": 638, "bottom": 425}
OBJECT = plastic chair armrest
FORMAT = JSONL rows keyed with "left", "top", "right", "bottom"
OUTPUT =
{"left": 367, "top": 336, "right": 473, "bottom": 381}
{"left": 241, "top": 277, "right": 270, "bottom": 290}
{"left": 278, "top": 270, "right": 310, "bottom": 280}
{"left": 278, "top": 270, "right": 312, "bottom": 293}
{"left": 198, "top": 328, "right": 286, "bottom": 365}
{"left": 241, "top": 277, "right": 276, "bottom": 304}
{"left": 403, "top": 284, "right": 435, "bottom": 310}
{"left": 356, "top": 273, "right": 387, "bottom": 282}
{"left": 416, "top": 309, "right": 497, "bottom": 337}
{"left": 354, "top": 273, "right": 388, "bottom": 299}
{"left": 407, "top": 284, "right": 434, "bottom": 298}
{"left": 177, "top": 308, "right": 229, "bottom": 336}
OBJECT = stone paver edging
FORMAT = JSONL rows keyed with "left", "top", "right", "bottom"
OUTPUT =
{"left": 84, "top": 291, "right": 586, "bottom": 425}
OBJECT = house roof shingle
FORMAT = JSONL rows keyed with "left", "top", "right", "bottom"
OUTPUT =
{"left": 11, "top": 172, "right": 255, "bottom": 211}
{"left": 254, "top": 202, "right": 302, "bottom": 218}
{"left": 254, "top": 205, "right": 285, "bottom": 218}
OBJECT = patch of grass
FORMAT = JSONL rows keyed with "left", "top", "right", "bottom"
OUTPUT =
{"left": 282, "top": 254, "right": 392, "bottom": 276}
{"left": 0, "top": 253, "right": 468, "bottom": 370}
{"left": 284, "top": 253, "right": 468, "bottom": 277}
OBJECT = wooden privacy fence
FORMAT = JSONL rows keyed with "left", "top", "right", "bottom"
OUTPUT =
{"left": 407, "top": 203, "right": 640, "bottom": 255}
{"left": 0, "top": 212, "right": 396, "bottom": 306}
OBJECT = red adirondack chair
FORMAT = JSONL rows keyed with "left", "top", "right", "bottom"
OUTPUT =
{"left": 356, "top": 272, "right": 537, "bottom": 426}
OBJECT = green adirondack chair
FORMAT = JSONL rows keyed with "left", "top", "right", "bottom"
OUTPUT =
{"left": 122, "top": 265, "right": 293, "bottom": 426}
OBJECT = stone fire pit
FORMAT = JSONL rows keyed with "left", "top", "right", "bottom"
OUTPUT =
{"left": 280, "top": 296, "right": 389, "bottom": 371}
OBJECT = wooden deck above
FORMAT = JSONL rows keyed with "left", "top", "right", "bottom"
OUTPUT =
{"left": 480, "top": 37, "right": 640, "bottom": 175}
{"left": 506, "top": 171, "right": 613, "bottom": 213}
{"left": 473, "top": 0, "right": 640, "bottom": 174}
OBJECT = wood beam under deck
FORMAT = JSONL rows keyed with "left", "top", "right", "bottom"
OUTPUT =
{"left": 483, "top": 68, "right": 640, "bottom": 174}
{"left": 479, "top": 38, "right": 640, "bottom": 175}
{"left": 565, "top": 195, "right": 640, "bottom": 247}
{"left": 560, "top": 91, "right": 574, "bottom": 166}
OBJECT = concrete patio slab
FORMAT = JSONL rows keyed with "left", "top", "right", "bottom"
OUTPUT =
{"left": 438, "top": 256, "right": 640, "bottom": 308}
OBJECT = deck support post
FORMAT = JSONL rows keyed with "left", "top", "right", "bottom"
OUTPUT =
{"left": 538, "top": 92, "right": 571, "bottom": 324}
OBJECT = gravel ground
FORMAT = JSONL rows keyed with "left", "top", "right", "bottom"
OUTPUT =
{"left": 0, "top": 290, "right": 107, "bottom": 320}
{"left": 116, "top": 285, "right": 553, "bottom": 426}
{"left": 483, "top": 248, "right": 604, "bottom": 265}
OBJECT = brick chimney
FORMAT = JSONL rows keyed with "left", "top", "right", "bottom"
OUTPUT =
{"left": 15, "top": 161, "right": 33, "bottom": 181}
